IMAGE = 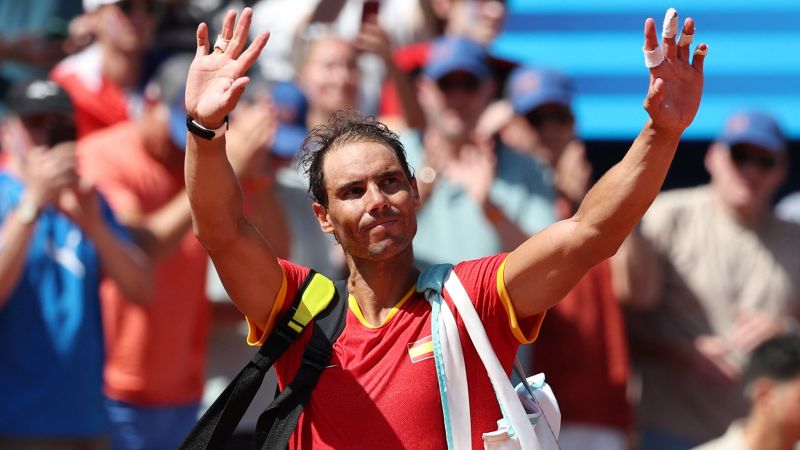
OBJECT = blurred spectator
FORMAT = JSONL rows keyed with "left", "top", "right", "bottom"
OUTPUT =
{"left": 692, "top": 333, "right": 800, "bottom": 450}
{"left": 50, "top": 0, "right": 160, "bottom": 138}
{"left": 295, "top": 33, "right": 361, "bottom": 129}
{"left": 613, "top": 111, "right": 800, "bottom": 450}
{"left": 250, "top": 0, "right": 432, "bottom": 82}
{"left": 0, "top": 1, "right": 84, "bottom": 104}
{"left": 404, "top": 36, "right": 554, "bottom": 267}
{"left": 522, "top": 67, "right": 633, "bottom": 450}
{"left": 379, "top": 0, "right": 516, "bottom": 128}
{"left": 500, "top": 66, "right": 592, "bottom": 208}
{"left": 0, "top": 79, "right": 151, "bottom": 448}
{"left": 75, "top": 53, "right": 209, "bottom": 450}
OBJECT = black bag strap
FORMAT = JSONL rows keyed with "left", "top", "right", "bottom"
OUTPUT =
{"left": 179, "top": 271, "right": 345, "bottom": 450}
{"left": 255, "top": 279, "right": 348, "bottom": 449}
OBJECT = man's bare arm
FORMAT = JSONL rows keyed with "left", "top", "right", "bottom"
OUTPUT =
{"left": 504, "top": 10, "right": 706, "bottom": 318}
{"left": 184, "top": 8, "right": 281, "bottom": 331}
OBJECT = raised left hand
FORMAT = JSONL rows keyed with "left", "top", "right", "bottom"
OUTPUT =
{"left": 642, "top": 9, "right": 707, "bottom": 133}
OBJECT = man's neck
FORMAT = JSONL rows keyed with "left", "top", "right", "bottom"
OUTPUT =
{"left": 345, "top": 250, "right": 419, "bottom": 327}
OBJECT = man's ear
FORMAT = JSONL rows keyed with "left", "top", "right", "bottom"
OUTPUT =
{"left": 410, "top": 177, "right": 422, "bottom": 209}
{"left": 312, "top": 202, "right": 335, "bottom": 234}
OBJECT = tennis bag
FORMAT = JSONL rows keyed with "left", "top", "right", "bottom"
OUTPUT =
{"left": 179, "top": 270, "right": 347, "bottom": 450}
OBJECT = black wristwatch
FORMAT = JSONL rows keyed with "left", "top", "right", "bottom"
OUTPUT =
{"left": 186, "top": 115, "right": 229, "bottom": 140}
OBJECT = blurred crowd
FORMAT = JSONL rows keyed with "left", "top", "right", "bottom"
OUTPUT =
{"left": 0, "top": 1, "right": 798, "bottom": 450}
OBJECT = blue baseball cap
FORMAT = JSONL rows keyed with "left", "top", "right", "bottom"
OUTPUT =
{"left": 270, "top": 81, "right": 308, "bottom": 159}
{"left": 424, "top": 36, "right": 491, "bottom": 82}
{"left": 507, "top": 66, "right": 572, "bottom": 115}
{"left": 718, "top": 111, "right": 786, "bottom": 153}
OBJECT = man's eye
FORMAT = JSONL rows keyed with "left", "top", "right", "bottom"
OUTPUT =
{"left": 344, "top": 187, "right": 365, "bottom": 198}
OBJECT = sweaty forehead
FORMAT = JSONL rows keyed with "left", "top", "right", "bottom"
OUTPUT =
{"left": 322, "top": 141, "right": 403, "bottom": 183}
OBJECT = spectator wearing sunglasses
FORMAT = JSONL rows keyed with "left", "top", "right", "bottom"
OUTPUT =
{"left": 612, "top": 111, "right": 800, "bottom": 450}
{"left": 401, "top": 36, "right": 555, "bottom": 268}
{"left": 50, "top": 0, "right": 159, "bottom": 138}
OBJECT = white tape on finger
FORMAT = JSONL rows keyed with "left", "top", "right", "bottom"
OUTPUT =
{"left": 678, "top": 32, "right": 694, "bottom": 47}
{"left": 662, "top": 8, "right": 678, "bottom": 39}
{"left": 643, "top": 46, "right": 665, "bottom": 68}
{"left": 213, "top": 35, "right": 230, "bottom": 53}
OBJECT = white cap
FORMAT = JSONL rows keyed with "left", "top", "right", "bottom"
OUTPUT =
{"left": 83, "top": 0, "right": 120, "bottom": 12}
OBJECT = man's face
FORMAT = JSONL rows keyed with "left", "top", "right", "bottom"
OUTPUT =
{"left": 300, "top": 38, "right": 360, "bottom": 117}
{"left": 312, "top": 141, "right": 420, "bottom": 261}
{"left": 708, "top": 143, "right": 787, "bottom": 212}
{"left": 434, "top": 71, "right": 493, "bottom": 135}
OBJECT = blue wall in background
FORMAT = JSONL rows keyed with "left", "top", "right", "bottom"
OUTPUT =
{"left": 494, "top": 1, "right": 800, "bottom": 140}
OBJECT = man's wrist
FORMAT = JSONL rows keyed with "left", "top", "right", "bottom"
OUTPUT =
{"left": 186, "top": 115, "right": 229, "bottom": 140}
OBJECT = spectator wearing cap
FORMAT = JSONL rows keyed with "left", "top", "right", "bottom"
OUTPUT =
{"left": 400, "top": 36, "right": 555, "bottom": 268}
{"left": 73, "top": 53, "right": 265, "bottom": 450}
{"left": 692, "top": 333, "right": 800, "bottom": 450}
{"left": 612, "top": 111, "right": 800, "bottom": 449}
{"left": 0, "top": 78, "right": 152, "bottom": 449}
{"left": 378, "top": 0, "right": 517, "bottom": 129}
{"left": 50, "top": 0, "right": 160, "bottom": 138}
{"left": 512, "top": 67, "right": 635, "bottom": 450}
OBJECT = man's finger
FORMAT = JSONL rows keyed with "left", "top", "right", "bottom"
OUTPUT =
{"left": 677, "top": 18, "right": 694, "bottom": 62}
{"left": 221, "top": 77, "right": 251, "bottom": 117}
{"left": 220, "top": 10, "right": 236, "bottom": 40}
{"left": 227, "top": 7, "right": 253, "bottom": 57}
{"left": 196, "top": 22, "right": 209, "bottom": 57}
{"left": 235, "top": 31, "right": 269, "bottom": 76}
{"left": 642, "top": 18, "right": 664, "bottom": 68}
{"left": 642, "top": 78, "right": 664, "bottom": 114}
{"left": 643, "top": 18, "right": 658, "bottom": 51}
{"left": 692, "top": 43, "right": 708, "bottom": 73}
{"left": 661, "top": 8, "right": 678, "bottom": 60}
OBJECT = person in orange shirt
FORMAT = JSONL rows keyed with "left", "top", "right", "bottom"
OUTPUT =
{"left": 51, "top": 0, "right": 158, "bottom": 138}
{"left": 74, "top": 51, "right": 217, "bottom": 449}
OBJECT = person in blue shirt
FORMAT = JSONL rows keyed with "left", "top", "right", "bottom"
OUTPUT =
{"left": 0, "top": 78, "right": 152, "bottom": 449}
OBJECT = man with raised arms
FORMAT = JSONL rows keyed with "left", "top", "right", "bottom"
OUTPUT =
{"left": 182, "top": 7, "right": 706, "bottom": 448}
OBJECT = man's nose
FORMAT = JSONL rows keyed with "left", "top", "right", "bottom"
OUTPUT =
{"left": 365, "top": 183, "right": 390, "bottom": 211}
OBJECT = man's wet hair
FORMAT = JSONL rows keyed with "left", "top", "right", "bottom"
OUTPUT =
{"left": 300, "top": 109, "right": 413, "bottom": 207}
{"left": 742, "top": 333, "right": 800, "bottom": 394}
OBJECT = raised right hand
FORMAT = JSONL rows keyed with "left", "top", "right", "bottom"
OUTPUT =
{"left": 184, "top": 8, "right": 269, "bottom": 129}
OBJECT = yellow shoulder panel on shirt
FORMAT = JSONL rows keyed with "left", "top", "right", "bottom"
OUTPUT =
{"left": 247, "top": 267, "right": 289, "bottom": 346}
{"left": 496, "top": 257, "right": 545, "bottom": 344}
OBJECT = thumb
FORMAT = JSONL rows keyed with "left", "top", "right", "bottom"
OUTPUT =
{"left": 643, "top": 77, "right": 665, "bottom": 114}
{"left": 221, "top": 77, "right": 251, "bottom": 112}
